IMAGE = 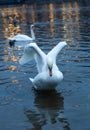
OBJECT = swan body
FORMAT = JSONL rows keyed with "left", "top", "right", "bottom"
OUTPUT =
{"left": 10, "top": 34, "right": 33, "bottom": 41}
{"left": 29, "top": 71, "right": 63, "bottom": 90}
{"left": 19, "top": 41, "right": 67, "bottom": 90}
{"left": 7, "top": 24, "right": 35, "bottom": 47}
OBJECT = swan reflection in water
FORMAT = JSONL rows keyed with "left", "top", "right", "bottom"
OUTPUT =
{"left": 24, "top": 90, "right": 70, "bottom": 130}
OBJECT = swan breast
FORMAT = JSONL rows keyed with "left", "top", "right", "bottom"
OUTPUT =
{"left": 32, "top": 71, "right": 63, "bottom": 90}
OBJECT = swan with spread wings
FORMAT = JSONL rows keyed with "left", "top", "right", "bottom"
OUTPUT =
{"left": 19, "top": 41, "right": 67, "bottom": 90}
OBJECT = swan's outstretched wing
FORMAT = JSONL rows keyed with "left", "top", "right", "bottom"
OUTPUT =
{"left": 19, "top": 43, "right": 46, "bottom": 72}
{"left": 47, "top": 41, "right": 67, "bottom": 64}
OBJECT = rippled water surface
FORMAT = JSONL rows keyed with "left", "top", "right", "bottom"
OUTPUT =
{"left": 0, "top": 1, "right": 90, "bottom": 130}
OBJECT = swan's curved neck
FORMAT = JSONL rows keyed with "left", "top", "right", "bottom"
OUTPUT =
{"left": 30, "top": 27, "right": 35, "bottom": 40}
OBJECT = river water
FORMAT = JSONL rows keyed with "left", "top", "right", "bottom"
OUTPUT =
{"left": 0, "top": 1, "right": 90, "bottom": 130}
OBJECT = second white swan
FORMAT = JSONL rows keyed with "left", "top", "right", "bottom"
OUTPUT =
{"left": 7, "top": 24, "right": 35, "bottom": 47}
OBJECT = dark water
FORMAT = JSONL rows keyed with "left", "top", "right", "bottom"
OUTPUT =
{"left": 0, "top": 1, "right": 90, "bottom": 130}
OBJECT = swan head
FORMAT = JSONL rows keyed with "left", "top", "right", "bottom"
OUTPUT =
{"left": 30, "top": 24, "right": 35, "bottom": 31}
{"left": 47, "top": 57, "right": 53, "bottom": 77}
{"left": 30, "top": 24, "right": 35, "bottom": 41}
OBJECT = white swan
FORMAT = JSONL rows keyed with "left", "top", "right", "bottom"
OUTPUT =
{"left": 19, "top": 41, "right": 67, "bottom": 90}
{"left": 7, "top": 24, "right": 35, "bottom": 47}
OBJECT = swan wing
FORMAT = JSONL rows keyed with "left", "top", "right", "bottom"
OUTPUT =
{"left": 47, "top": 41, "right": 67, "bottom": 64}
{"left": 19, "top": 43, "right": 46, "bottom": 72}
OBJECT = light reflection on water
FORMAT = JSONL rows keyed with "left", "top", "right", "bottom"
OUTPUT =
{"left": 0, "top": 1, "right": 81, "bottom": 41}
{"left": 0, "top": 1, "right": 90, "bottom": 130}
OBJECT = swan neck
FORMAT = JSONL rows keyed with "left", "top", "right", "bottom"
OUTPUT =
{"left": 31, "top": 28, "right": 35, "bottom": 40}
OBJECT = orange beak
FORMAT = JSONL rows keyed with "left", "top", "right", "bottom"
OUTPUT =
{"left": 49, "top": 69, "right": 52, "bottom": 77}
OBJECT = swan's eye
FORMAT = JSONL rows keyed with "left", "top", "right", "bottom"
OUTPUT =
{"left": 31, "top": 25, "right": 35, "bottom": 30}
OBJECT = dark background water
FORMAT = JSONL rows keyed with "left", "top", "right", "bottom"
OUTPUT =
{"left": 0, "top": 1, "right": 90, "bottom": 130}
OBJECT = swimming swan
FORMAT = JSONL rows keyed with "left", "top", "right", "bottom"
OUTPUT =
{"left": 7, "top": 24, "right": 35, "bottom": 47}
{"left": 19, "top": 41, "right": 67, "bottom": 90}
